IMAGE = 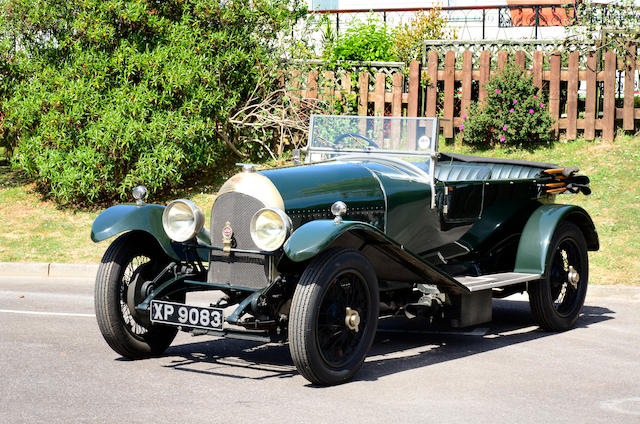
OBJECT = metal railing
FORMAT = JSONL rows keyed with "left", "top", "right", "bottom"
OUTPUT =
{"left": 311, "top": 4, "right": 578, "bottom": 41}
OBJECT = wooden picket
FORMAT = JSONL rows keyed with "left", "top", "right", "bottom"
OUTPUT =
{"left": 294, "top": 46, "right": 639, "bottom": 142}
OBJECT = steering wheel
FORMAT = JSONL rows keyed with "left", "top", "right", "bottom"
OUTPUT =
{"left": 334, "top": 132, "right": 380, "bottom": 149}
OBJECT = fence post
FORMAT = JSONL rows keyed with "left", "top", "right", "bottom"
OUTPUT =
{"left": 322, "top": 71, "right": 335, "bottom": 102}
{"left": 357, "top": 72, "right": 369, "bottom": 116}
{"left": 374, "top": 73, "right": 385, "bottom": 116}
{"left": 408, "top": 61, "right": 421, "bottom": 147}
{"left": 407, "top": 61, "right": 420, "bottom": 117}
{"left": 567, "top": 51, "right": 579, "bottom": 140}
{"left": 603, "top": 50, "right": 616, "bottom": 141}
{"left": 391, "top": 72, "right": 403, "bottom": 149}
{"left": 533, "top": 50, "right": 543, "bottom": 90}
{"left": 624, "top": 42, "right": 636, "bottom": 131}
{"left": 290, "top": 69, "right": 302, "bottom": 105}
{"left": 515, "top": 50, "right": 526, "bottom": 69}
{"left": 337, "top": 73, "right": 351, "bottom": 101}
{"left": 462, "top": 50, "right": 473, "bottom": 119}
{"left": 391, "top": 72, "right": 403, "bottom": 117}
{"left": 479, "top": 50, "right": 490, "bottom": 105}
{"left": 585, "top": 50, "right": 597, "bottom": 140}
{"left": 443, "top": 51, "right": 455, "bottom": 139}
{"left": 306, "top": 70, "right": 318, "bottom": 100}
{"left": 426, "top": 51, "right": 438, "bottom": 117}
{"left": 549, "top": 51, "right": 561, "bottom": 137}
{"left": 497, "top": 50, "right": 508, "bottom": 71}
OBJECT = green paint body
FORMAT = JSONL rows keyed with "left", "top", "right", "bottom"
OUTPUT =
{"left": 283, "top": 219, "right": 469, "bottom": 294}
{"left": 283, "top": 220, "right": 377, "bottom": 263}
{"left": 91, "top": 158, "right": 598, "bottom": 287}
{"left": 91, "top": 204, "right": 211, "bottom": 261}
{"left": 514, "top": 204, "right": 599, "bottom": 274}
{"left": 261, "top": 162, "right": 385, "bottom": 229}
{"left": 91, "top": 204, "right": 178, "bottom": 257}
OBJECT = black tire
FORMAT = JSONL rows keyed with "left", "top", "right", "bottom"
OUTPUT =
{"left": 528, "top": 222, "right": 589, "bottom": 331}
{"left": 95, "top": 232, "right": 180, "bottom": 359}
{"left": 289, "top": 247, "right": 379, "bottom": 385}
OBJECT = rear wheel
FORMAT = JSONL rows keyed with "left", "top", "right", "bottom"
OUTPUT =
{"left": 528, "top": 222, "right": 588, "bottom": 331}
{"left": 289, "top": 248, "right": 379, "bottom": 385}
{"left": 95, "top": 232, "right": 182, "bottom": 359}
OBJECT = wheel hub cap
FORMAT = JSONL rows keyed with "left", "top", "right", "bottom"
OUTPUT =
{"left": 345, "top": 307, "right": 360, "bottom": 332}
{"left": 567, "top": 266, "right": 580, "bottom": 289}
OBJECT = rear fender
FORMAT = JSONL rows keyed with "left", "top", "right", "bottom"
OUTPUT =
{"left": 91, "top": 204, "right": 180, "bottom": 260}
{"left": 514, "top": 204, "right": 599, "bottom": 275}
{"left": 283, "top": 220, "right": 469, "bottom": 294}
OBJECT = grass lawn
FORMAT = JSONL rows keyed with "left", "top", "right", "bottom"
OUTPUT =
{"left": 1, "top": 135, "right": 638, "bottom": 285}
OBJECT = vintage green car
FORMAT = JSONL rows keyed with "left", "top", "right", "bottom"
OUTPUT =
{"left": 91, "top": 115, "right": 598, "bottom": 385}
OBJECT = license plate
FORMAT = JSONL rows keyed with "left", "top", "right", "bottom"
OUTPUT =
{"left": 150, "top": 300, "right": 224, "bottom": 331}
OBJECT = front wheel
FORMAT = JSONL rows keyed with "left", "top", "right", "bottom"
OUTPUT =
{"left": 289, "top": 248, "right": 379, "bottom": 385}
{"left": 528, "top": 222, "right": 589, "bottom": 331}
{"left": 94, "top": 232, "right": 182, "bottom": 359}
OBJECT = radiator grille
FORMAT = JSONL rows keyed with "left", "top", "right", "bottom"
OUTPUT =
{"left": 209, "top": 192, "right": 269, "bottom": 289}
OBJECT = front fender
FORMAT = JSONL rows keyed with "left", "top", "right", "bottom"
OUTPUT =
{"left": 283, "top": 220, "right": 470, "bottom": 294}
{"left": 283, "top": 220, "right": 374, "bottom": 263}
{"left": 90, "top": 204, "right": 180, "bottom": 260}
{"left": 514, "top": 204, "right": 599, "bottom": 275}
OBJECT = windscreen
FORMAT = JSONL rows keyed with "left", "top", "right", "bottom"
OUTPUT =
{"left": 307, "top": 115, "right": 439, "bottom": 162}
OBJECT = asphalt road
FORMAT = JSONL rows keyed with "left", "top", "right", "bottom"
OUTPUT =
{"left": 1, "top": 276, "right": 639, "bottom": 424}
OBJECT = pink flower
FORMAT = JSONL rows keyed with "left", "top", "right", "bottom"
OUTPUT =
{"left": 499, "top": 136, "right": 506, "bottom": 142}
{"left": 459, "top": 125, "right": 464, "bottom": 130}
{"left": 529, "top": 109, "right": 534, "bottom": 114}
{"left": 534, "top": 95, "right": 537, "bottom": 99}
{"left": 513, "top": 99, "right": 517, "bottom": 104}
{"left": 509, "top": 108, "right": 514, "bottom": 113}
{"left": 495, "top": 89, "right": 501, "bottom": 94}
{"left": 462, "top": 115, "right": 466, "bottom": 119}
{"left": 540, "top": 103, "right": 544, "bottom": 108}
{"left": 529, "top": 68, "right": 534, "bottom": 73}
{"left": 503, "top": 125, "right": 508, "bottom": 131}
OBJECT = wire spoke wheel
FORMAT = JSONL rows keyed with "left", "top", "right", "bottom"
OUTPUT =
{"left": 528, "top": 222, "right": 589, "bottom": 331}
{"left": 119, "top": 255, "right": 152, "bottom": 338}
{"left": 95, "top": 232, "right": 182, "bottom": 359}
{"left": 289, "top": 248, "right": 379, "bottom": 386}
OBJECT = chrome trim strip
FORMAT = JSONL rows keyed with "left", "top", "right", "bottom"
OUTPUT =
{"left": 366, "top": 168, "right": 388, "bottom": 233}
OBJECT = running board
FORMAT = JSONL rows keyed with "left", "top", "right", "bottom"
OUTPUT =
{"left": 455, "top": 272, "right": 541, "bottom": 292}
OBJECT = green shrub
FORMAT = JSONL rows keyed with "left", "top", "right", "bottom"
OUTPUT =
{"left": 325, "top": 17, "right": 395, "bottom": 62}
{"left": 461, "top": 62, "right": 554, "bottom": 148}
{"left": 0, "top": 0, "right": 305, "bottom": 205}
{"left": 392, "top": 9, "right": 456, "bottom": 63}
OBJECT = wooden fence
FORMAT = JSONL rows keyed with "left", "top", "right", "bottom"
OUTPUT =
{"left": 293, "top": 48, "right": 639, "bottom": 142}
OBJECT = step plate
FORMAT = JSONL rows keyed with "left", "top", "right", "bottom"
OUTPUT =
{"left": 455, "top": 272, "right": 541, "bottom": 292}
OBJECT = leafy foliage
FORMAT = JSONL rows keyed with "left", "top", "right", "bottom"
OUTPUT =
{"left": 325, "top": 17, "right": 395, "bottom": 62}
{"left": 0, "top": 0, "right": 305, "bottom": 205}
{"left": 461, "top": 62, "right": 554, "bottom": 149}
{"left": 392, "top": 9, "right": 454, "bottom": 63}
{"left": 571, "top": 0, "right": 640, "bottom": 50}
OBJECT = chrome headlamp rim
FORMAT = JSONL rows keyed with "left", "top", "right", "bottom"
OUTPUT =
{"left": 249, "top": 207, "right": 291, "bottom": 252}
{"left": 162, "top": 199, "right": 205, "bottom": 243}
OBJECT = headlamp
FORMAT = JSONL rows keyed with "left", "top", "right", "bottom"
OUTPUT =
{"left": 162, "top": 199, "right": 205, "bottom": 242}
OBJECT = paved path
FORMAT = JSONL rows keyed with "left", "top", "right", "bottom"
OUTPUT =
{"left": 1, "top": 276, "right": 639, "bottom": 423}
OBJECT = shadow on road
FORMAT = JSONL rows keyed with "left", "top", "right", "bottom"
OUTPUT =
{"left": 159, "top": 299, "right": 614, "bottom": 384}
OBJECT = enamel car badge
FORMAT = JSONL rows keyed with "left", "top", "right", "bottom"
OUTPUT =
{"left": 222, "top": 221, "right": 233, "bottom": 253}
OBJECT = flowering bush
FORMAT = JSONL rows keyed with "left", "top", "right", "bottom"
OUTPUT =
{"left": 460, "top": 62, "right": 554, "bottom": 149}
